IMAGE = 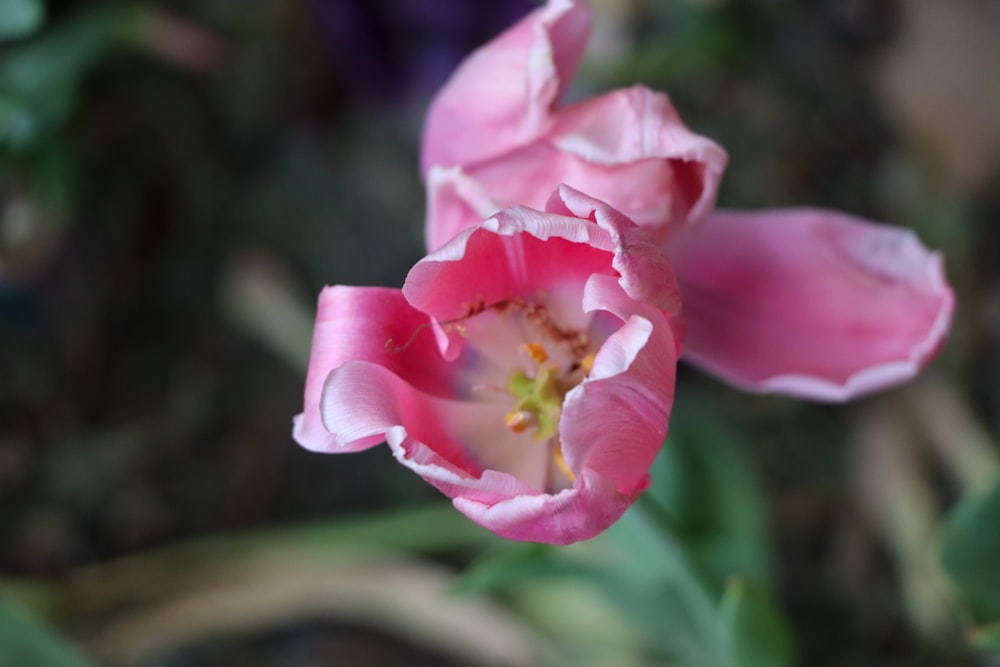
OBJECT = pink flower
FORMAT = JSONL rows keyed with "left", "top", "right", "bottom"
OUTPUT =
{"left": 293, "top": 187, "right": 682, "bottom": 544}
{"left": 422, "top": 0, "right": 953, "bottom": 401}
{"left": 421, "top": 0, "right": 728, "bottom": 252}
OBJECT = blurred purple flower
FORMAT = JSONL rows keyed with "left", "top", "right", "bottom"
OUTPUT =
{"left": 310, "top": 0, "right": 537, "bottom": 101}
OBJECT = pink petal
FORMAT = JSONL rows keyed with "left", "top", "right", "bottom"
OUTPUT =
{"left": 426, "top": 143, "right": 625, "bottom": 252}
{"left": 453, "top": 468, "right": 644, "bottom": 545}
{"left": 316, "top": 341, "right": 556, "bottom": 491}
{"left": 292, "top": 286, "right": 456, "bottom": 453}
{"left": 319, "top": 347, "right": 563, "bottom": 494}
{"left": 560, "top": 274, "right": 678, "bottom": 493}
{"left": 423, "top": 89, "right": 727, "bottom": 253}
{"left": 322, "top": 362, "right": 637, "bottom": 545}
{"left": 411, "top": 187, "right": 685, "bottom": 359}
{"left": 424, "top": 166, "right": 501, "bottom": 253}
{"left": 549, "top": 86, "right": 728, "bottom": 242}
{"left": 549, "top": 185, "right": 684, "bottom": 325}
{"left": 404, "top": 207, "right": 617, "bottom": 360}
{"left": 420, "top": 0, "right": 591, "bottom": 174}
{"left": 669, "top": 208, "right": 955, "bottom": 401}
{"left": 318, "top": 361, "right": 481, "bottom": 472}
{"left": 390, "top": 434, "right": 541, "bottom": 508}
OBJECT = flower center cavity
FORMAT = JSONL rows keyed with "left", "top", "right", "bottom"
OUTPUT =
{"left": 503, "top": 339, "right": 595, "bottom": 482}
{"left": 448, "top": 296, "right": 596, "bottom": 483}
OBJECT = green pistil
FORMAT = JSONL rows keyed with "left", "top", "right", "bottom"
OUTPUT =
{"left": 506, "top": 363, "right": 565, "bottom": 440}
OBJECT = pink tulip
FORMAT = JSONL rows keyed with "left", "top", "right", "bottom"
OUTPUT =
{"left": 422, "top": 0, "right": 953, "bottom": 401}
{"left": 294, "top": 187, "right": 682, "bottom": 544}
{"left": 421, "top": 0, "right": 728, "bottom": 252}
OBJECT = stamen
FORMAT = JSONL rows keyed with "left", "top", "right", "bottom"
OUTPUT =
{"left": 504, "top": 410, "right": 536, "bottom": 434}
{"left": 387, "top": 296, "right": 590, "bottom": 360}
{"left": 580, "top": 353, "right": 596, "bottom": 373}
{"left": 553, "top": 447, "right": 576, "bottom": 482}
{"left": 386, "top": 297, "right": 516, "bottom": 353}
{"left": 520, "top": 342, "right": 549, "bottom": 364}
{"left": 385, "top": 321, "right": 434, "bottom": 353}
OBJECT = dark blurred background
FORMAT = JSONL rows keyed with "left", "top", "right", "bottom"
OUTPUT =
{"left": 1, "top": 0, "right": 999, "bottom": 665}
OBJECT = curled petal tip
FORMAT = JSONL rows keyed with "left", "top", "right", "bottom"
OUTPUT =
{"left": 671, "top": 208, "right": 955, "bottom": 402}
{"left": 420, "top": 0, "right": 592, "bottom": 174}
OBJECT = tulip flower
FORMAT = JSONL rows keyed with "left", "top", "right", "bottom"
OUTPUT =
{"left": 422, "top": 0, "right": 953, "bottom": 401}
{"left": 294, "top": 187, "right": 682, "bottom": 544}
{"left": 422, "top": 0, "right": 727, "bottom": 252}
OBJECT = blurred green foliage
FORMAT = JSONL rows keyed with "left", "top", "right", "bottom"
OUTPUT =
{"left": 0, "top": 596, "right": 93, "bottom": 667}
{"left": 0, "top": 6, "right": 134, "bottom": 154}
{"left": 596, "top": 2, "right": 755, "bottom": 86}
{"left": 647, "top": 398, "right": 770, "bottom": 588}
{"left": 455, "top": 401, "right": 794, "bottom": 667}
{"left": 939, "top": 479, "right": 1000, "bottom": 652}
{"left": 719, "top": 578, "right": 793, "bottom": 667}
{"left": 0, "top": 0, "right": 44, "bottom": 40}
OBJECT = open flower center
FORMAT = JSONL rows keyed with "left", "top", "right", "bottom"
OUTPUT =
{"left": 501, "top": 337, "right": 595, "bottom": 482}
{"left": 402, "top": 295, "right": 604, "bottom": 488}
{"left": 503, "top": 342, "right": 596, "bottom": 438}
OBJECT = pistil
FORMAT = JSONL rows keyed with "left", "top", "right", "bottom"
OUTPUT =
{"left": 503, "top": 339, "right": 595, "bottom": 483}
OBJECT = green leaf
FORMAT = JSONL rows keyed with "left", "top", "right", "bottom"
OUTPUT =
{"left": 226, "top": 503, "right": 501, "bottom": 557}
{"left": 646, "top": 398, "right": 771, "bottom": 588}
{"left": 548, "top": 394, "right": 794, "bottom": 667}
{"left": 0, "top": 6, "right": 132, "bottom": 152}
{"left": 968, "top": 620, "right": 1000, "bottom": 651}
{"left": 455, "top": 542, "right": 599, "bottom": 596}
{"left": 458, "top": 511, "right": 730, "bottom": 666}
{"left": 719, "top": 578, "right": 794, "bottom": 667}
{"left": 592, "top": 504, "right": 729, "bottom": 667}
{"left": 588, "top": 2, "right": 756, "bottom": 88}
{"left": 0, "top": 596, "right": 93, "bottom": 667}
{"left": 939, "top": 478, "right": 1000, "bottom": 628}
{"left": 0, "top": 0, "right": 44, "bottom": 40}
{"left": 0, "top": 7, "right": 126, "bottom": 91}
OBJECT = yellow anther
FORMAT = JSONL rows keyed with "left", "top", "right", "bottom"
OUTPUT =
{"left": 520, "top": 342, "right": 549, "bottom": 364}
{"left": 580, "top": 352, "right": 596, "bottom": 373}
{"left": 553, "top": 447, "right": 576, "bottom": 482}
{"left": 504, "top": 410, "right": 535, "bottom": 434}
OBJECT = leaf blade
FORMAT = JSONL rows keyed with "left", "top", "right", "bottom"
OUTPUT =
{"left": 0, "top": 596, "right": 93, "bottom": 667}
